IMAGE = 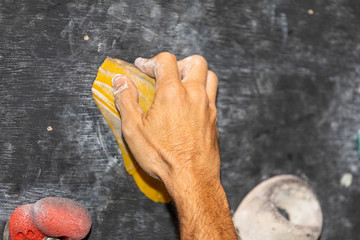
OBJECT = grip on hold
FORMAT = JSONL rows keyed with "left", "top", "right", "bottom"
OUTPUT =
{"left": 92, "top": 57, "right": 170, "bottom": 203}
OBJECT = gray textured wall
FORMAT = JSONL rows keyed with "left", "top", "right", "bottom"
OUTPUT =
{"left": 1, "top": 0, "right": 359, "bottom": 239}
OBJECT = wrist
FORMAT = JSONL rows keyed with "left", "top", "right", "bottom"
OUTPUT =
{"left": 161, "top": 165, "right": 221, "bottom": 200}
{"left": 162, "top": 169, "right": 227, "bottom": 214}
{"left": 169, "top": 175, "right": 222, "bottom": 201}
{"left": 159, "top": 153, "right": 222, "bottom": 197}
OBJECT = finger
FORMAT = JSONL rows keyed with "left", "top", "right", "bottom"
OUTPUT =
{"left": 112, "top": 74, "right": 144, "bottom": 122}
{"left": 206, "top": 70, "right": 218, "bottom": 105}
{"left": 177, "top": 55, "right": 208, "bottom": 86}
{"left": 134, "top": 52, "right": 181, "bottom": 89}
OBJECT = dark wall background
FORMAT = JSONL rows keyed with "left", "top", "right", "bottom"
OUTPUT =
{"left": 1, "top": 0, "right": 359, "bottom": 239}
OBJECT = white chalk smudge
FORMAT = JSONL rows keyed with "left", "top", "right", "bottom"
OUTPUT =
{"left": 97, "top": 42, "right": 106, "bottom": 53}
{"left": 60, "top": 20, "right": 74, "bottom": 38}
{"left": 264, "top": 3, "right": 288, "bottom": 45}
{"left": 111, "top": 39, "right": 116, "bottom": 49}
{"left": 107, "top": 2, "right": 132, "bottom": 23}
{"left": 134, "top": 57, "right": 162, "bottom": 79}
{"left": 113, "top": 80, "right": 129, "bottom": 96}
{"left": 96, "top": 123, "right": 123, "bottom": 170}
{"left": 267, "top": 4, "right": 276, "bottom": 27}
{"left": 278, "top": 13, "right": 288, "bottom": 46}
{"left": 60, "top": 19, "right": 75, "bottom": 54}
{"left": 340, "top": 173, "right": 353, "bottom": 187}
{"left": 251, "top": 20, "right": 258, "bottom": 33}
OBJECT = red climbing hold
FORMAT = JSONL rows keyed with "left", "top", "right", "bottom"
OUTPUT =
{"left": 8, "top": 204, "right": 46, "bottom": 240}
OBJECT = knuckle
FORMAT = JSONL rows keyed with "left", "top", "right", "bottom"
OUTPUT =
{"left": 187, "top": 83, "right": 206, "bottom": 96}
{"left": 157, "top": 52, "right": 176, "bottom": 62}
{"left": 209, "top": 104, "right": 218, "bottom": 121}
{"left": 188, "top": 88, "right": 209, "bottom": 108}
{"left": 190, "top": 55, "right": 208, "bottom": 66}
{"left": 209, "top": 103, "right": 217, "bottom": 114}
{"left": 121, "top": 122, "right": 132, "bottom": 137}
{"left": 208, "top": 70, "right": 218, "bottom": 82}
{"left": 159, "top": 83, "right": 185, "bottom": 101}
{"left": 121, "top": 118, "right": 140, "bottom": 138}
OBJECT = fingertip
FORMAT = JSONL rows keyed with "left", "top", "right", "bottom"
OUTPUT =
{"left": 112, "top": 74, "right": 143, "bottom": 121}
{"left": 135, "top": 52, "right": 180, "bottom": 85}
{"left": 134, "top": 57, "right": 148, "bottom": 70}
{"left": 208, "top": 70, "right": 218, "bottom": 82}
{"left": 112, "top": 74, "right": 129, "bottom": 95}
{"left": 112, "top": 74, "right": 125, "bottom": 86}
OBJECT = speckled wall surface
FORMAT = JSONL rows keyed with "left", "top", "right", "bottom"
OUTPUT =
{"left": 0, "top": 0, "right": 359, "bottom": 239}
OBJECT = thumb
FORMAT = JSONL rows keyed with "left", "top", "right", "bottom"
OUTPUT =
{"left": 112, "top": 74, "right": 144, "bottom": 122}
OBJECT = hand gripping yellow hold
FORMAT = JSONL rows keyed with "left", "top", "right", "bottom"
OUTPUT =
{"left": 92, "top": 57, "right": 171, "bottom": 203}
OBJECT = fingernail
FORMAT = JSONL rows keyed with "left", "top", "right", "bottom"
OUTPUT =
{"left": 112, "top": 74, "right": 129, "bottom": 94}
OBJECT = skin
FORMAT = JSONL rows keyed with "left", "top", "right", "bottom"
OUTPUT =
{"left": 112, "top": 52, "right": 238, "bottom": 240}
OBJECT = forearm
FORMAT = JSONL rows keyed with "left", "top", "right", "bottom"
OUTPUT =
{"left": 164, "top": 172, "right": 238, "bottom": 240}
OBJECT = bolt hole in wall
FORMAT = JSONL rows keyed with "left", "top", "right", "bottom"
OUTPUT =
{"left": 276, "top": 207, "right": 289, "bottom": 220}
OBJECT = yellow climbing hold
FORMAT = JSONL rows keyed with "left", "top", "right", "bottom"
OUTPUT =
{"left": 92, "top": 57, "right": 170, "bottom": 203}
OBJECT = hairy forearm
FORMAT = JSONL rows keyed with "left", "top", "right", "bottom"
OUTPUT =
{"left": 164, "top": 172, "right": 238, "bottom": 240}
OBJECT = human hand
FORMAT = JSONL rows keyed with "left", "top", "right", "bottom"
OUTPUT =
{"left": 112, "top": 52, "right": 220, "bottom": 192}
{"left": 113, "top": 52, "right": 237, "bottom": 239}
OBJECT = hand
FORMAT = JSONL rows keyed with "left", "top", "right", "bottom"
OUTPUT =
{"left": 113, "top": 52, "right": 237, "bottom": 240}
{"left": 112, "top": 52, "right": 219, "bottom": 187}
